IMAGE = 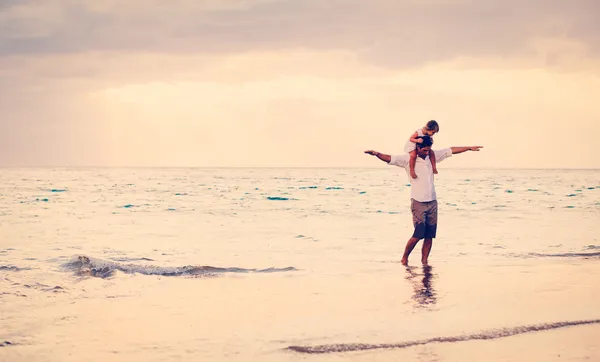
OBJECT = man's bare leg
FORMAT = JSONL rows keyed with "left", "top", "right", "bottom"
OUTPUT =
{"left": 401, "top": 237, "right": 421, "bottom": 265}
{"left": 421, "top": 238, "right": 433, "bottom": 265}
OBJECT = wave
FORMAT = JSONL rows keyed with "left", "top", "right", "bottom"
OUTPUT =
{"left": 108, "top": 257, "right": 155, "bottom": 262}
{"left": 64, "top": 256, "right": 296, "bottom": 278}
{"left": 266, "top": 196, "right": 296, "bottom": 201}
{"left": 0, "top": 265, "right": 31, "bottom": 272}
{"left": 287, "top": 319, "right": 600, "bottom": 354}
{"left": 2, "top": 277, "right": 65, "bottom": 293}
{"left": 525, "top": 252, "right": 600, "bottom": 258}
{"left": 23, "top": 283, "right": 65, "bottom": 293}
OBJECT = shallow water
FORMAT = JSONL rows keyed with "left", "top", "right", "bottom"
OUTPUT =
{"left": 1, "top": 168, "right": 599, "bottom": 361}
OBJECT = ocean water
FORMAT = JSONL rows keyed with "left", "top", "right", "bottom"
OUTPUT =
{"left": 1, "top": 167, "right": 599, "bottom": 361}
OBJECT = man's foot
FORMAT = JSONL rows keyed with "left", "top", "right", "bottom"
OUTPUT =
{"left": 432, "top": 168, "right": 438, "bottom": 174}
{"left": 401, "top": 258, "right": 408, "bottom": 265}
{"left": 410, "top": 171, "right": 418, "bottom": 179}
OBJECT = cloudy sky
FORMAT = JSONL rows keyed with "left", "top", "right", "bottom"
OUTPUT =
{"left": 1, "top": 0, "right": 599, "bottom": 168}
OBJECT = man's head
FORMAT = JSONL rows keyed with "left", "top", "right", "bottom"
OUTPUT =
{"left": 416, "top": 136, "right": 433, "bottom": 157}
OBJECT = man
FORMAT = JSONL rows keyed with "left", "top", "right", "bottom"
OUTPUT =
{"left": 364, "top": 136, "right": 483, "bottom": 265}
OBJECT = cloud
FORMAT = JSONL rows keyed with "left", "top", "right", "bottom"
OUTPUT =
{"left": 0, "top": 0, "right": 598, "bottom": 67}
{"left": 1, "top": 0, "right": 599, "bottom": 167}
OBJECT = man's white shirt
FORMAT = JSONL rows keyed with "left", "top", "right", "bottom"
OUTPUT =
{"left": 388, "top": 148, "right": 453, "bottom": 202}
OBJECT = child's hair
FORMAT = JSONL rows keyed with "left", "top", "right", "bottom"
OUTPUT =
{"left": 426, "top": 120, "right": 439, "bottom": 132}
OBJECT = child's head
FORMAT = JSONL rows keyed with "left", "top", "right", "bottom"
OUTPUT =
{"left": 424, "top": 120, "right": 439, "bottom": 136}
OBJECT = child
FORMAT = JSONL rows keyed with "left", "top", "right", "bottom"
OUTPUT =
{"left": 404, "top": 120, "right": 440, "bottom": 179}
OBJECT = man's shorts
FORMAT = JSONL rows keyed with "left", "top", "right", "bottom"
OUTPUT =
{"left": 411, "top": 199, "right": 438, "bottom": 239}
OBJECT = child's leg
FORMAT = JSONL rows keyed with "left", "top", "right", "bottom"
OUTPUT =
{"left": 409, "top": 150, "right": 418, "bottom": 179}
{"left": 430, "top": 150, "right": 438, "bottom": 174}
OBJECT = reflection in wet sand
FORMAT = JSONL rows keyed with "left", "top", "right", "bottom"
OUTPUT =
{"left": 405, "top": 265, "right": 437, "bottom": 308}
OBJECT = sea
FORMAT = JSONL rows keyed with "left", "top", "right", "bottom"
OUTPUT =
{"left": 1, "top": 167, "right": 599, "bottom": 362}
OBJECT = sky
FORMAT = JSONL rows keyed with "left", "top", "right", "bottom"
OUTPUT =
{"left": 1, "top": 0, "right": 599, "bottom": 168}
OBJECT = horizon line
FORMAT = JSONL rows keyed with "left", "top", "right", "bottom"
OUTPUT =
{"left": 0, "top": 166, "right": 599, "bottom": 171}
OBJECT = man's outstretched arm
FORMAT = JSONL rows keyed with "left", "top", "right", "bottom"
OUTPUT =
{"left": 364, "top": 150, "right": 391, "bottom": 163}
{"left": 451, "top": 146, "right": 483, "bottom": 154}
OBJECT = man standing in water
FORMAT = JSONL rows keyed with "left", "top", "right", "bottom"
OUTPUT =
{"left": 365, "top": 136, "right": 483, "bottom": 265}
